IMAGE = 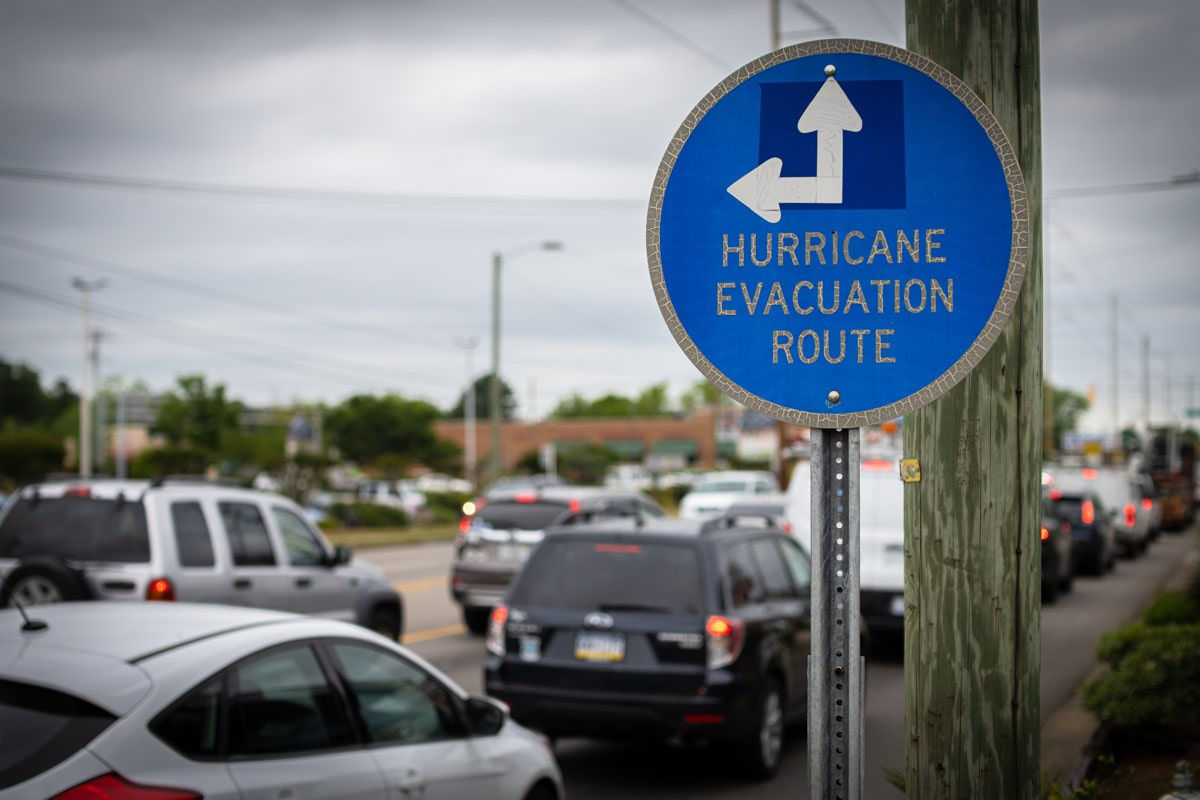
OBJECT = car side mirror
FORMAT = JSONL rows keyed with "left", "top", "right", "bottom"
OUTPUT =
{"left": 327, "top": 545, "right": 352, "bottom": 566}
{"left": 465, "top": 695, "right": 508, "bottom": 736}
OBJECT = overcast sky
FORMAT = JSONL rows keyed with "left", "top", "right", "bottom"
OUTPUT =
{"left": 1, "top": 0, "right": 1196, "bottom": 436}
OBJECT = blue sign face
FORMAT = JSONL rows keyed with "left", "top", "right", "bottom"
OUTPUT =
{"left": 648, "top": 41, "right": 1027, "bottom": 428}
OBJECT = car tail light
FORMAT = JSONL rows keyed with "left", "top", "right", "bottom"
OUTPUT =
{"left": 486, "top": 604, "right": 508, "bottom": 656}
{"left": 1141, "top": 498, "right": 1154, "bottom": 512}
{"left": 1123, "top": 503, "right": 1137, "bottom": 528}
{"left": 63, "top": 486, "right": 91, "bottom": 498}
{"left": 1082, "top": 468, "right": 1098, "bottom": 480}
{"left": 594, "top": 543, "right": 640, "bottom": 554}
{"left": 862, "top": 460, "right": 893, "bottom": 471}
{"left": 145, "top": 578, "right": 175, "bottom": 601}
{"left": 1040, "top": 526, "right": 1050, "bottom": 542}
{"left": 705, "top": 614, "right": 745, "bottom": 669}
{"left": 458, "top": 517, "right": 472, "bottom": 535}
{"left": 1081, "top": 499, "right": 1095, "bottom": 525}
{"left": 1048, "top": 489, "right": 1063, "bottom": 500}
{"left": 568, "top": 498, "right": 582, "bottom": 513}
{"left": 514, "top": 493, "right": 537, "bottom": 504}
{"left": 51, "top": 773, "right": 201, "bottom": 800}
{"left": 683, "top": 714, "right": 725, "bottom": 724}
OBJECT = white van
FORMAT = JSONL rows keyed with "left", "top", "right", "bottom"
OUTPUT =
{"left": 786, "top": 456, "right": 905, "bottom": 636}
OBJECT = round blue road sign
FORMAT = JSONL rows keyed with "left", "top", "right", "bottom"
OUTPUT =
{"left": 648, "top": 39, "right": 1028, "bottom": 428}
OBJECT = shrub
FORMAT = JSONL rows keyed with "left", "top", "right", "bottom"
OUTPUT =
{"left": 328, "top": 502, "right": 409, "bottom": 528}
{"left": 0, "top": 429, "right": 65, "bottom": 487}
{"left": 421, "top": 491, "right": 472, "bottom": 524}
{"left": 1081, "top": 623, "right": 1200, "bottom": 728}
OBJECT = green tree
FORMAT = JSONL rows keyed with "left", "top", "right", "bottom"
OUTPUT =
{"left": 446, "top": 374, "right": 517, "bottom": 421}
{"left": 326, "top": 393, "right": 444, "bottom": 470}
{"left": 680, "top": 379, "right": 721, "bottom": 413}
{"left": 0, "top": 359, "right": 78, "bottom": 429}
{"left": 153, "top": 375, "right": 241, "bottom": 452}
{"left": 0, "top": 429, "right": 66, "bottom": 487}
{"left": 1048, "top": 383, "right": 1090, "bottom": 453}
{"left": 634, "top": 382, "right": 672, "bottom": 416}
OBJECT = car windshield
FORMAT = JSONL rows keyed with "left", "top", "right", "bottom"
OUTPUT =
{"left": 476, "top": 501, "right": 566, "bottom": 531}
{"left": 0, "top": 496, "right": 151, "bottom": 563}
{"left": 510, "top": 539, "right": 703, "bottom": 614}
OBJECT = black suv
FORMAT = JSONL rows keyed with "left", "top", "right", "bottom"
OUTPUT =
{"left": 483, "top": 514, "right": 812, "bottom": 779}
{"left": 451, "top": 486, "right": 664, "bottom": 634}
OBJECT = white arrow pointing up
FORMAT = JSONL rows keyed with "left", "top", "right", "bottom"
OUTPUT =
{"left": 727, "top": 68, "right": 862, "bottom": 223}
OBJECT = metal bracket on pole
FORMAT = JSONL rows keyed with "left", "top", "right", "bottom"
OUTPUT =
{"left": 809, "top": 427, "right": 863, "bottom": 800}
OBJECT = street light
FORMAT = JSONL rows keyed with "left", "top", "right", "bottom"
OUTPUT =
{"left": 72, "top": 277, "right": 106, "bottom": 477}
{"left": 489, "top": 241, "right": 563, "bottom": 485}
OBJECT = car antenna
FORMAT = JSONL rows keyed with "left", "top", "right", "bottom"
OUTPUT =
{"left": 12, "top": 600, "right": 48, "bottom": 633}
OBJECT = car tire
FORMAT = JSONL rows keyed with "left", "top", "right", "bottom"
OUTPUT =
{"left": 1042, "top": 574, "right": 1059, "bottom": 604}
{"left": 1060, "top": 566, "right": 1074, "bottom": 593}
{"left": 521, "top": 781, "right": 558, "bottom": 800}
{"left": 366, "top": 604, "right": 401, "bottom": 641}
{"left": 463, "top": 606, "right": 491, "bottom": 636}
{"left": 0, "top": 559, "right": 91, "bottom": 607}
{"left": 738, "top": 677, "right": 785, "bottom": 780}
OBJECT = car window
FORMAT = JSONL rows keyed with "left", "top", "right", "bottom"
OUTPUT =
{"left": 749, "top": 537, "right": 796, "bottom": 600}
{"left": 171, "top": 501, "right": 216, "bottom": 568}
{"left": 778, "top": 536, "right": 811, "bottom": 593}
{"left": 219, "top": 502, "right": 276, "bottom": 567}
{"left": 228, "top": 645, "right": 353, "bottom": 757}
{"left": 152, "top": 674, "right": 223, "bottom": 758}
{"left": 721, "top": 541, "right": 766, "bottom": 608}
{"left": 0, "top": 496, "right": 150, "bottom": 563}
{"left": 476, "top": 500, "right": 566, "bottom": 531}
{"left": 510, "top": 539, "right": 704, "bottom": 615}
{"left": 329, "top": 642, "right": 461, "bottom": 745}
{"left": 272, "top": 506, "right": 326, "bottom": 567}
{"left": 0, "top": 679, "right": 116, "bottom": 790}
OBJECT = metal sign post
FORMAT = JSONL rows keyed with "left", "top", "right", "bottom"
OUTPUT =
{"left": 809, "top": 427, "right": 862, "bottom": 800}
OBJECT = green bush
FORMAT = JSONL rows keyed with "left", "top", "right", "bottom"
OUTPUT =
{"left": 1142, "top": 588, "right": 1200, "bottom": 626}
{"left": 0, "top": 429, "right": 65, "bottom": 487}
{"left": 328, "top": 502, "right": 409, "bottom": 528}
{"left": 130, "top": 446, "right": 211, "bottom": 478}
{"left": 421, "top": 491, "right": 472, "bottom": 524}
{"left": 1081, "top": 623, "right": 1200, "bottom": 727}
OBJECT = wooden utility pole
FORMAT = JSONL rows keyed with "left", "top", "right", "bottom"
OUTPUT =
{"left": 903, "top": 3, "right": 1043, "bottom": 799}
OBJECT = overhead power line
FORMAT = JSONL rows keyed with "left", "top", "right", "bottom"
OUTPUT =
{"left": 0, "top": 278, "right": 448, "bottom": 393}
{"left": 607, "top": 0, "right": 732, "bottom": 70}
{"left": 0, "top": 164, "right": 644, "bottom": 214}
{"left": 1046, "top": 171, "right": 1200, "bottom": 200}
{"left": 0, "top": 232, "right": 454, "bottom": 352}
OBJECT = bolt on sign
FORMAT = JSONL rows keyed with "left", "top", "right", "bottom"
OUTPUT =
{"left": 647, "top": 39, "right": 1028, "bottom": 428}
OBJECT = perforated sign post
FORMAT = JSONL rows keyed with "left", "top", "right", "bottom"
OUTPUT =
{"left": 647, "top": 40, "right": 1027, "bottom": 799}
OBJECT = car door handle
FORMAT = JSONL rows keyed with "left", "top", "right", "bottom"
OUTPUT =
{"left": 397, "top": 768, "right": 424, "bottom": 798}
{"left": 295, "top": 577, "right": 312, "bottom": 589}
{"left": 233, "top": 578, "right": 252, "bottom": 590}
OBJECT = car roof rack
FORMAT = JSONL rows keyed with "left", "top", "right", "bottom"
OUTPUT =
{"left": 700, "top": 512, "right": 780, "bottom": 535}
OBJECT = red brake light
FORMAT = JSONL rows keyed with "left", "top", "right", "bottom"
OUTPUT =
{"left": 1040, "top": 526, "right": 1050, "bottom": 542}
{"left": 63, "top": 486, "right": 91, "bottom": 498}
{"left": 1082, "top": 468, "right": 1099, "bottom": 480}
{"left": 683, "top": 714, "right": 725, "bottom": 724}
{"left": 594, "top": 543, "right": 640, "bottom": 554}
{"left": 1141, "top": 498, "right": 1154, "bottom": 512}
{"left": 491, "top": 604, "right": 508, "bottom": 625}
{"left": 1124, "top": 503, "right": 1137, "bottom": 527}
{"left": 1081, "top": 499, "right": 1095, "bottom": 525}
{"left": 514, "top": 493, "right": 537, "bottom": 503}
{"left": 458, "top": 517, "right": 472, "bottom": 534}
{"left": 485, "top": 604, "right": 508, "bottom": 656}
{"left": 145, "top": 578, "right": 175, "bottom": 601}
{"left": 568, "top": 498, "right": 582, "bottom": 513}
{"left": 1048, "top": 489, "right": 1063, "bottom": 500}
{"left": 862, "top": 460, "right": 893, "bottom": 471}
{"left": 51, "top": 773, "right": 201, "bottom": 800}
{"left": 705, "top": 614, "right": 745, "bottom": 669}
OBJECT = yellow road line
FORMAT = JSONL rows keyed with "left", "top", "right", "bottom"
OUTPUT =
{"left": 394, "top": 576, "right": 448, "bottom": 593}
{"left": 403, "top": 623, "right": 467, "bottom": 644}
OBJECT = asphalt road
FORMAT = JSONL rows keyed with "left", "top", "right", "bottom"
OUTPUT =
{"left": 369, "top": 524, "right": 1198, "bottom": 800}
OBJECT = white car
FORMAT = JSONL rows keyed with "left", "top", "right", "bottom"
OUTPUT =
{"left": 0, "top": 602, "right": 564, "bottom": 800}
{"left": 677, "top": 470, "right": 780, "bottom": 519}
{"left": 787, "top": 456, "right": 906, "bottom": 636}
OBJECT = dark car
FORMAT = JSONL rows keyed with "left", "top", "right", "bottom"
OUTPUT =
{"left": 483, "top": 514, "right": 815, "bottom": 779}
{"left": 451, "top": 487, "right": 664, "bottom": 634}
{"left": 1044, "top": 486, "right": 1117, "bottom": 576}
{"left": 1040, "top": 496, "right": 1074, "bottom": 603}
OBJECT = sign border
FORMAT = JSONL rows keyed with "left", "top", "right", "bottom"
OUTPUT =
{"left": 646, "top": 38, "right": 1029, "bottom": 428}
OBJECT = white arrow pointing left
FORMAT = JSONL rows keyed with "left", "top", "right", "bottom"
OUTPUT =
{"left": 727, "top": 72, "right": 863, "bottom": 223}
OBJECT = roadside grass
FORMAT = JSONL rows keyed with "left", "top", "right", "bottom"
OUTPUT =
{"left": 325, "top": 522, "right": 459, "bottom": 549}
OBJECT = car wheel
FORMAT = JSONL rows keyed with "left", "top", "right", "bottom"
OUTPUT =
{"left": 739, "top": 677, "right": 785, "bottom": 780}
{"left": 0, "top": 560, "right": 91, "bottom": 607}
{"left": 1060, "top": 566, "right": 1074, "bottom": 593}
{"left": 463, "top": 606, "right": 491, "bottom": 636}
{"left": 1042, "top": 574, "right": 1059, "bottom": 604}
{"left": 366, "top": 605, "right": 401, "bottom": 641}
{"left": 521, "top": 780, "right": 558, "bottom": 800}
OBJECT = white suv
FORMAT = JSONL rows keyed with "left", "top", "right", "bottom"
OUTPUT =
{"left": 0, "top": 478, "right": 403, "bottom": 639}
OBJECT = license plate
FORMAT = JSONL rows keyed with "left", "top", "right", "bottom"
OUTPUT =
{"left": 519, "top": 635, "right": 541, "bottom": 662}
{"left": 574, "top": 632, "right": 625, "bottom": 662}
{"left": 497, "top": 543, "right": 531, "bottom": 562}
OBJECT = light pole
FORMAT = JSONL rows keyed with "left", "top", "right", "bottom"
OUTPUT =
{"left": 455, "top": 335, "right": 480, "bottom": 491}
{"left": 489, "top": 241, "right": 563, "bottom": 485}
{"left": 72, "top": 277, "right": 106, "bottom": 477}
